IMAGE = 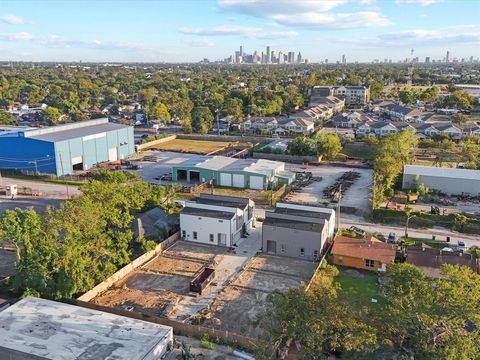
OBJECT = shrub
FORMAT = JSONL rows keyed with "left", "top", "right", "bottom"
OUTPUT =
{"left": 200, "top": 334, "right": 215, "bottom": 350}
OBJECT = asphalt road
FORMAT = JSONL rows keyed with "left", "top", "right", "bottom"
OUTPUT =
{"left": 341, "top": 215, "right": 480, "bottom": 248}
{"left": 0, "top": 177, "right": 81, "bottom": 212}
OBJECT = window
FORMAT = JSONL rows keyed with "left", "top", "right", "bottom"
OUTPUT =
{"left": 198, "top": 217, "right": 202, "bottom": 220}
{"left": 300, "top": 248, "right": 305, "bottom": 257}
{"left": 181, "top": 230, "right": 186, "bottom": 239}
{"left": 365, "top": 259, "right": 375, "bottom": 268}
{"left": 193, "top": 232, "right": 198, "bottom": 240}
{"left": 209, "top": 234, "right": 214, "bottom": 242}
{"left": 281, "top": 244, "right": 286, "bottom": 253}
{"left": 313, "top": 250, "right": 319, "bottom": 259}
{"left": 218, "top": 220, "right": 223, "bottom": 223}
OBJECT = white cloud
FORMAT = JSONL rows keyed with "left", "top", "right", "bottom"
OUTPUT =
{"left": 218, "top": 0, "right": 390, "bottom": 29}
{"left": 1, "top": 14, "right": 28, "bottom": 25}
{"left": 0, "top": 31, "right": 145, "bottom": 51}
{"left": 337, "top": 28, "right": 480, "bottom": 47}
{"left": 218, "top": 0, "right": 346, "bottom": 15}
{"left": 271, "top": 11, "right": 391, "bottom": 29}
{"left": 0, "top": 32, "right": 35, "bottom": 41}
{"left": 179, "top": 25, "right": 262, "bottom": 36}
{"left": 395, "top": 0, "right": 443, "bottom": 5}
{"left": 179, "top": 25, "right": 298, "bottom": 39}
{"left": 187, "top": 38, "right": 215, "bottom": 47}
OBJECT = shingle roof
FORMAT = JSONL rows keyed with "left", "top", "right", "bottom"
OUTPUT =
{"left": 331, "top": 236, "right": 396, "bottom": 264}
{"left": 406, "top": 246, "right": 477, "bottom": 274}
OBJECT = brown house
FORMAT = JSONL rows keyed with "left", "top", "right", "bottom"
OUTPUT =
{"left": 406, "top": 244, "right": 478, "bottom": 278}
{"left": 331, "top": 236, "right": 396, "bottom": 272}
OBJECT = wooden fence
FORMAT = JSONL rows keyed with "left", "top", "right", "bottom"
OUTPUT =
{"left": 78, "top": 232, "right": 179, "bottom": 301}
{"left": 75, "top": 300, "right": 259, "bottom": 351}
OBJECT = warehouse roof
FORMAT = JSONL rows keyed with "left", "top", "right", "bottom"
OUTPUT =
{"left": 25, "top": 121, "right": 131, "bottom": 142}
{"left": 404, "top": 165, "right": 480, "bottom": 181}
{"left": 176, "top": 155, "right": 284, "bottom": 177}
{"left": 0, "top": 297, "right": 172, "bottom": 360}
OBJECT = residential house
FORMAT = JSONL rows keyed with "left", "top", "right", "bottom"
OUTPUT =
{"left": 436, "top": 124, "right": 463, "bottom": 140}
{"left": 282, "top": 118, "right": 315, "bottom": 134}
{"left": 262, "top": 203, "right": 336, "bottom": 261}
{"left": 406, "top": 244, "right": 478, "bottom": 278}
{"left": 333, "top": 111, "right": 375, "bottom": 128}
{"left": 332, "top": 86, "right": 370, "bottom": 106}
{"left": 194, "top": 193, "right": 255, "bottom": 232}
{"left": 331, "top": 236, "right": 396, "bottom": 272}
{"left": 369, "top": 121, "right": 400, "bottom": 136}
{"left": 309, "top": 96, "right": 345, "bottom": 113}
{"left": 462, "top": 124, "right": 480, "bottom": 136}
{"left": 367, "top": 100, "right": 392, "bottom": 113}
{"left": 381, "top": 103, "right": 424, "bottom": 122}
{"left": 180, "top": 200, "right": 245, "bottom": 247}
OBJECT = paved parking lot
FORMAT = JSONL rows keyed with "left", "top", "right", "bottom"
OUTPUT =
{"left": 284, "top": 164, "right": 372, "bottom": 215}
{"left": 131, "top": 151, "right": 209, "bottom": 184}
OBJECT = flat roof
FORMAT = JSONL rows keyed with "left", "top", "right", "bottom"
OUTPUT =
{"left": 195, "top": 197, "right": 247, "bottom": 209}
{"left": 263, "top": 216, "right": 325, "bottom": 232}
{"left": 27, "top": 122, "right": 131, "bottom": 142}
{"left": 404, "top": 165, "right": 480, "bottom": 181}
{"left": 181, "top": 206, "right": 235, "bottom": 220}
{"left": 0, "top": 297, "right": 172, "bottom": 360}
{"left": 274, "top": 207, "right": 332, "bottom": 220}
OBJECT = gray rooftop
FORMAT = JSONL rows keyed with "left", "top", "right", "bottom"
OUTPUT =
{"left": 181, "top": 206, "right": 235, "bottom": 220}
{"left": 274, "top": 207, "right": 332, "bottom": 220}
{"left": 0, "top": 297, "right": 172, "bottom": 360}
{"left": 263, "top": 216, "right": 325, "bottom": 232}
{"left": 26, "top": 122, "right": 131, "bottom": 142}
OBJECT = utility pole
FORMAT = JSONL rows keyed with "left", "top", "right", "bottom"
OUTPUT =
{"left": 335, "top": 183, "right": 342, "bottom": 230}
{"left": 404, "top": 214, "right": 416, "bottom": 239}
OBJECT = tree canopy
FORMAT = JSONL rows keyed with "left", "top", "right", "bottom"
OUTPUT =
{"left": 0, "top": 170, "right": 178, "bottom": 299}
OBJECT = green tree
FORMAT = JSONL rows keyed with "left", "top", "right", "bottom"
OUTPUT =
{"left": 191, "top": 106, "right": 213, "bottom": 134}
{"left": 315, "top": 133, "right": 342, "bottom": 160}
{"left": 266, "top": 265, "right": 376, "bottom": 357}
{"left": 451, "top": 113, "right": 469, "bottom": 125}
{"left": 42, "top": 106, "right": 63, "bottom": 125}
{"left": 287, "top": 137, "right": 314, "bottom": 156}
{"left": 379, "top": 263, "right": 480, "bottom": 359}
{"left": 372, "top": 130, "right": 418, "bottom": 207}
{"left": 0, "top": 109, "right": 17, "bottom": 125}
{"left": 148, "top": 100, "right": 170, "bottom": 123}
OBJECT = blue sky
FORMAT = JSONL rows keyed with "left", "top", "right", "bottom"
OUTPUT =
{"left": 0, "top": 0, "right": 479, "bottom": 62}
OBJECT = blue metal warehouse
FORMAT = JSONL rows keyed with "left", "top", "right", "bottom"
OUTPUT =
{"left": 0, "top": 118, "right": 134, "bottom": 176}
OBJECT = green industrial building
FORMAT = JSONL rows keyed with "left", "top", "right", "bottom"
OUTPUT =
{"left": 172, "top": 155, "right": 295, "bottom": 189}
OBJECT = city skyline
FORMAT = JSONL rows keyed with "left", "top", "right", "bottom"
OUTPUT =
{"left": 0, "top": 0, "right": 479, "bottom": 62}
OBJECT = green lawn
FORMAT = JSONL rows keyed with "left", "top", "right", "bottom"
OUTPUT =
{"left": 341, "top": 142, "right": 375, "bottom": 160}
{"left": 335, "top": 268, "right": 385, "bottom": 311}
{"left": 403, "top": 237, "right": 448, "bottom": 249}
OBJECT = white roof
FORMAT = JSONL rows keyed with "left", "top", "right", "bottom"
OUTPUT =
{"left": 404, "top": 165, "right": 480, "bottom": 181}
{"left": 0, "top": 297, "right": 172, "bottom": 360}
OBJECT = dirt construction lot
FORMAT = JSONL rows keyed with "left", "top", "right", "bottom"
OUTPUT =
{"left": 203, "top": 254, "right": 317, "bottom": 338}
{"left": 91, "top": 242, "right": 226, "bottom": 317}
{"left": 284, "top": 164, "right": 372, "bottom": 215}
